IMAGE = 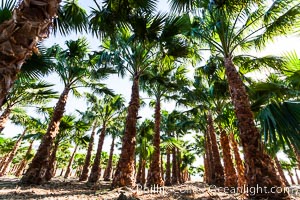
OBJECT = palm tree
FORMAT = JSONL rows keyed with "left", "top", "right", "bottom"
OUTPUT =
{"left": 103, "top": 120, "right": 124, "bottom": 181}
{"left": 0, "top": 0, "right": 88, "bottom": 108}
{"left": 170, "top": 0, "right": 300, "bottom": 197}
{"left": 135, "top": 119, "right": 155, "bottom": 186}
{"left": 0, "top": 111, "right": 43, "bottom": 176}
{"left": 107, "top": 13, "right": 191, "bottom": 188}
{"left": 141, "top": 65, "right": 191, "bottom": 187}
{"left": 45, "top": 114, "right": 75, "bottom": 181}
{"left": 64, "top": 119, "right": 90, "bottom": 179}
{"left": 87, "top": 94, "right": 125, "bottom": 183}
{"left": 0, "top": 79, "right": 57, "bottom": 132}
{"left": 21, "top": 38, "right": 113, "bottom": 184}
{"left": 79, "top": 109, "right": 99, "bottom": 182}
{"left": 0, "top": 0, "right": 59, "bottom": 107}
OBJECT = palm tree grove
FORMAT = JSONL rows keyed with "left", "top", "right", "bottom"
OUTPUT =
{"left": 1, "top": 0, "right": 300, "bottom": 199}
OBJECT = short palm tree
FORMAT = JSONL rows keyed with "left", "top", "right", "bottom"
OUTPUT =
{"left": 64, "top": 119, "right": 90, "bottom": 179}
{"left": 87, "top": 94, "right": 125, "bottom": 183}
{"left": 141, "top": 65, "right": 191, "bottom": 186}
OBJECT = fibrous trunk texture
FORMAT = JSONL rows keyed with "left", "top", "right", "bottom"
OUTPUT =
{"left": 64, "top": 144, "right": 78, "bottom": 179}
{"left": 0, "top": 0, "right": 60, "bottom": 108}
{"left": 0, "top": 107, "right": 12, "bottom": 133}
{"left": 45, "top": 140, "right": 59, "bottom": 181}
{"left": 207, "top": 113, "right": 224, "bottom": 187}
{"left": 112, "top": 75, "right": 140, "bottom": 188}
{"left": 220, "top": 129, "right": 237, "bottom": 188}
{"left": 0, "top": 128, "right": 27, "bottom": 175}
{"left": 176, "top": 148, "right": 182, "bottom": 183}
{"left": 204, "top": 129, "right": 214, "bottom": 184}
{"left": 294, "top": 168, "right": 300, "bottom": 185}
{"left": 103, "top": 136, "right": 115, "bottom": 181}
{"left": 88, "top": 122, "right": 106, "bottom": 183}
{"left": 147, "top": 100, "right": 164, "bottom": 186}
{"left": 15, "top": 140, "right": 34, "bottom": 177}
{"left": 229, "top": 133, "right": 246, "bottom": 188}
{"left": 287, "top": 170, "right": 295, "bottom": 185}
{"left": 224, "top": 57, "right": 288, "bottom": 199}
{"left": 136, "top": 158, "right": 146, "bottom": 186}
{"left": 79, "top": 122, "right": 97, "bottom": 181}
{"left": 171, "top": 147, "right": 179, "bottom": 185}
{"left": 274, "top": 156, "right": 290, "bottom": 187}
{"left": 21, "top": 86, "right": 69, "bottom": 184}
{"left": 164, "top": 147, "right": 171, "bottom": 186}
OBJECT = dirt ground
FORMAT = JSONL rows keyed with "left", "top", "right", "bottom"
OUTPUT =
{"left": 0, "top": 177, "right": 299, "bottom": 200}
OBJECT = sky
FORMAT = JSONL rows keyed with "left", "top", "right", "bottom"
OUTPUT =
{"left": 2, "top": 0, "right": 300, "bottom": 179}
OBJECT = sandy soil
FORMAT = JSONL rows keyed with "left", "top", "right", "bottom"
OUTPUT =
{"left": 0, "top": 177, "right": 299, "bottom": 200}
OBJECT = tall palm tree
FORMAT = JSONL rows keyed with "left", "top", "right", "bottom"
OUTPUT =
{"left": 107, "top": 13, "right": 191, "bottom": 188}
{"left": 87, "top": 94, "right": 125, "bottom": 183}
{"left": 21, "top": 38, "right": 113, "bottom": 184}
{"left": 0, "top": 0, "right": 59, "bottom": 107}
{"left": 170, "top": 0, "right": 300, "bottom": 197}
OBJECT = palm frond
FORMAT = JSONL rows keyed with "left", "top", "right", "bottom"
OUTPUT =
{"left": 0, "top": 0, "right": 17, "bottom": 23}
{"left": 52, "top": 0, "right": 88, "bottom": 36}
{"left": 258, "top": 101, "right": 300, "bottom": 150}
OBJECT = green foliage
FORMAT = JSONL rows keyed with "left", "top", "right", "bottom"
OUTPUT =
{"left": 258, "top": 101, "right": 300, "bottom": 151}
{"left": 0, "top": 0, "right": 16, "bottom": 24}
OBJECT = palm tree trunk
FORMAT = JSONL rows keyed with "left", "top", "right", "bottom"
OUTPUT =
{"left": 219, "top": 129, "right": 237, "bottom": 188}
{"left": 291, "top": 144, "right": 300, "bottom": 170}
{"left": 103, "top": 136, "right": 115, "bottom": 181}
{"left": 204, "top": 129, "right": 214, "bottom": 184}
{"left": 112, "top": 75, "right": 140, "bottom": 188}
{"left": 161, "top": 154, "right": 164, "bottom": 181}
{"left": 224, "top": 57, "right": 287, "bottom": 198}
{"left": 141, "top": 160, "right": 146, "bottom": 186}
{"left": 60, "top": 168, "right": 64, "bottom": 177}
{"left": 171, "top": 147, "right": 179, "bottom": 185}
{"left": 0, "top": 107, "right": 11, "bottom": 133}
{"left": 45, "top": 141, "right": 59, "bottom": 181}
{"left": 147, "top": 100, "right": 164, "bottom": 186}
{"left": 79, "top": 121, "right": 97, "bottom": 181}
{"left": 287, "top": 169, "right": 295, "bottom": 185}
{"left": 136, "top": 156, "right": 143, "bottom": 184}
{"left": 176, "top": 148, "right": 182, "bottom": 183}
{"left": 88, "top": 122, "right": 106, "bottom": 183}
{"left": 0, "top": 154, "right": 9, "bottom": 172}
{"left": 0, "top": 1, "right": 60, "bottom": 108}
{"left": 274, "top": 156, "right": 290, "bottom": 187}
{"left": 207, "top": 112, "right": 224, "bottom": 187}
{"left": 21, "top": 86, "right": 70, "bottom": 184}
{"left": 1, "top": 128, "right": 27, "bottom": 175}
{"left": 295, "top": 168, "right": 300, "bottom": 185}
{"left": 64, "top": 144, "right": 78, "bottom": 179}
{"left": 165, "top": 147, "right": 171, "bottom": 186}
{"left": 229, "top": 133, "right": 246, "bottom": 188}
{"left": 15, "top": 140, "right": 34, "bottom": 177}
